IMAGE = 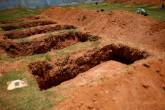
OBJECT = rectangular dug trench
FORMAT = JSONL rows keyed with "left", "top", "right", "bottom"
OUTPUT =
{"left": 4, "top": 24, "right": 76, "bottom": 39}
{"left": 0, "top": 19, "right": 56, "bottom": 31}
{"left": 29, "top": 44, "right": 149, "bottom": 90}
{"left": 4, "top": 32, "right": 99, "bottom": 57}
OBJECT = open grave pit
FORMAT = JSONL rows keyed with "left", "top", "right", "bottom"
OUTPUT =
{"left": 4, "top": 32, "right": 99, "bottom": 57}
{"left": 29, "top": 44, "right": 149, "bottom": 90}
{"left": 4, "top": 24, "right": 76, "bottom": 39}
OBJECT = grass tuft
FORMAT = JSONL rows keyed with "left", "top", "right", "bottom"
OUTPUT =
{"left": 0, "top": 70, "right": 57, "bottom": 110}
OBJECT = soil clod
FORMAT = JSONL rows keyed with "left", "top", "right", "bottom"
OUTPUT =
{"left": 143, "top": 63, "right": 150, "bottom": 68}
{"left": 142, "top": 84, "right": 149, "bottom": 89}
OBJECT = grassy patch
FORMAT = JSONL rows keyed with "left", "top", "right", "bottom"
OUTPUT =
{"left": 0, "top": 8, "right": 43, "bottom": 20}
{"left": 0, "top": 70, "right": 58, "bottom": 110}
{"left": 0, "top": 53, "right": 48, "bottom": 63}
{"left": 64, "top": 2, "right": 165, "bottom": 21}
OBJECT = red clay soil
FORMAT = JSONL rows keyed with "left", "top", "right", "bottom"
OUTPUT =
{"left": 52, "top": 58, "right": 165, "bottom": 110}
{"left": 41, "top": 7, "right": 165, "bottom": 110}
{"left": 29, "top": 44, "right": 148, "bottom": 90}
{"left": 42, "top": 7, "right": 165, "bottom": 52}
{"left": 0, "top": 19, "right": 57, "bottom": 31}
{"left": 0, "top": 7, "right": 164, "bottom": 110}
{"left": 105, "top": 0, "right": 161, "bottom": 5}
{"left": 4, "top": 24, "right": 76, "bottom": 39}
{"left": 3, "top": 32, "right": 98, "bottom": 57}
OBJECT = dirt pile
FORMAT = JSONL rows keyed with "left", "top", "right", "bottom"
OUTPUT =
{"left": 40, "top": 7, "right": 165, "bottom": 110}
{"left": 42, "top": 7, "right": 165, "bottom": 51}
{"left": 53, "top": 56, "right": 165, "bottom": 110}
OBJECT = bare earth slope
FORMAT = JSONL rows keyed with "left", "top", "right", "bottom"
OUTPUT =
{"left": 42, "top": 7, "right": 165, "bottom": 110}
{"left": 43, "top": 7, "right": 165, "bottom": 52}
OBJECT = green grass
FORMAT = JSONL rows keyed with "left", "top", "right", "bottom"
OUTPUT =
{"left": 0, "top": 53, "right": 49, "bottom": 63}
{"left": 64, "top": 2, "right": 165, "bottom": 21}
{"left": 0, "top": 70, "right": 58, "bottom": 110}
{"left": 0, "top": 8, "right": 43, "bottom": 21}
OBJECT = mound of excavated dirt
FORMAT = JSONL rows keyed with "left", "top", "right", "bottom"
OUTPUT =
{"left": 41, "top": 7, "right": 165, "bottom": 110}
{"left": 105, "top": 0, "right": 161, "bottom": 5}
{"left": 42, "top": 7, "right": 165, "bottom": 52}
{"left": 52, "top": 57, "right": 165, "bottom": 110}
